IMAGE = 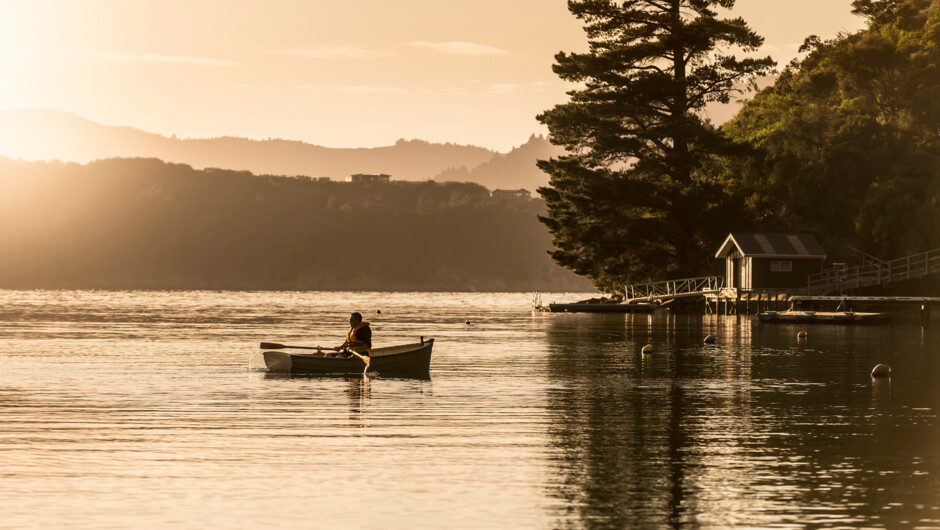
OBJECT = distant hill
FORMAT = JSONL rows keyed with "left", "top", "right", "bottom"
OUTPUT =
{"left": 0, "top": 109, "right": 497, "bottom": 182}
{"left": 433, "top": 134, "right": 565, "bottom": 192}
{"left": 0, "top": 156, "right": 593, "bottom": 292}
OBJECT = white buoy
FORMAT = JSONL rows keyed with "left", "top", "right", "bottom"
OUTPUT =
{"left": 871, "top": 364, "right": 891, "bottom": 377}
{"left": 704, "top": 334, "right": 717, "bottom": 344}
{"left": 641, "top": 344, "right": 653, "bottom": 354}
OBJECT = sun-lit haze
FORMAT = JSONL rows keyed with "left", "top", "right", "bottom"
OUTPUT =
{"left": 0, "top": 0, "right": 865, "bottom": 151}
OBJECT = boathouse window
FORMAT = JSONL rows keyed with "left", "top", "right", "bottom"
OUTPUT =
{"left": 770, "top": 260, "right": 793, "bottom": 272}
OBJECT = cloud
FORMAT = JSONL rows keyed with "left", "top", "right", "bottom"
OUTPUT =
{"left": 527, "top": 81, "right": 555, "bottom": 92}
{"left": 408, "top": 41, "right": 508, "bottom": 56}
{"left": 485, "top": 83, "right": 522, "bottom": 94}
{"left": 20, "top": 47, "right": 238, "bottom": 67}
{"left": 273, "top": 46, "right": 393, "bottom": 59}
{"left": 453, "top": 81, "right": 556, "bottom": 95}
{"left": 83, "top": 51, "right": 239, "bottom": 67}
{"left": 295, "top": 85, "right": 407, "bottom": 94}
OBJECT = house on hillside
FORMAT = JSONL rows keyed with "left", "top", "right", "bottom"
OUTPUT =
{"left": 715, "top": 233, "right": 827, "bottom": 291}
{"left": 492, "top": 188, "right": 531, "bottom": 199}
{"left": 345, "top": 173, "right": 390, "bottom": 183}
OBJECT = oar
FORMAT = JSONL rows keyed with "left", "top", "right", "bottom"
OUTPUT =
{"left": 260, "top": 342, "right": 324, "bottom": 351}
{"left": 260, "top": 342, "right": 371, "bottom": 368}
{"left": 347, "top": 349, "right": 371, "bottom": 367}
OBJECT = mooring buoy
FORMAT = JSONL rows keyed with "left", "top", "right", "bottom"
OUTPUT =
{"left": 641, "top": 344, "right": 653, "bottom": 354}
{"left": 704, "top": 334, "right": 717, "bottom": 344}
{"left": 798, "top": 330, "right": 808, "bottom": 339}
{"left": 871, "top": 364, "right": 891, "bottom": 377}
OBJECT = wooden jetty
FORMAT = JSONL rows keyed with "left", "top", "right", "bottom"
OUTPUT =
{"left": 806, "top": 247, "right": 940, "bottom": 294}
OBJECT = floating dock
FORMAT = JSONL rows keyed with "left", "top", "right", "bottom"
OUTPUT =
{"left": 532, "top": 293, "right": 656, "bottom": 313}
{"left": 756, "top": 310, "right": 890, "bottom": 324}
{"left": 539, "top": 302, "right": 656, "bottom": 314}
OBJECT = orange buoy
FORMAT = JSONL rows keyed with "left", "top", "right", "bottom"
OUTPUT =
{"left": 798, "top": 330, "right": 808, "bottom": 339}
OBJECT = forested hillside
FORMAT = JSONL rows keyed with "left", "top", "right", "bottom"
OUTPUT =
{"left": 0, "top": 157, "right": 592, "bottom": 291}
{"left": 720, "top": 0, "right": 940, "bottom": 261}
{"left": 533, "top": 0, "right": 940, "bottom": 293}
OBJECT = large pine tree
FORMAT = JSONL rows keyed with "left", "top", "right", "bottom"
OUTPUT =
{"left": 537, "top": 0, "right": 774, "bottom": 292}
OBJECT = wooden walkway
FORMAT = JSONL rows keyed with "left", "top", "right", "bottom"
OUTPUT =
{"left": 807, "top": 248, "right": 940, "bottom": 295}
{"left": 624, "top": 276, "right": 724, "bottom": 303}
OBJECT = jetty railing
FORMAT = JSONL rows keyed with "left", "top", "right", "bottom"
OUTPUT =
{"left": 807, "top": 247, "right": 940, "bottom": 294}
{"left": 625, "top": 276, "right": 724, "bottom": 303}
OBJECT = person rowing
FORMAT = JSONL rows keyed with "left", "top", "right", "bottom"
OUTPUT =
{"left": 327, "top": 312, "right": 372, "bottom": 358}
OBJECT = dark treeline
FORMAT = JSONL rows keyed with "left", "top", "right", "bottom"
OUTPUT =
{"left": 0, "top": 157, "right": 591, "bottom": 291}
{"left": 719, "top": 0, "right": 940, "bottom": 260}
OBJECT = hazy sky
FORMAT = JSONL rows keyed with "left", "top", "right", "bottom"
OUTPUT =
{"left": 0, "top": 0, "right": 865, "bottom": 151}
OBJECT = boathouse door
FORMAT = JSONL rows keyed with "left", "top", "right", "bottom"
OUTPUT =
{"left": 726, "top": 250, "right": 747, "bottom": 290}
{"left": 735, "top": 257, "right": 746, "bottom": 289}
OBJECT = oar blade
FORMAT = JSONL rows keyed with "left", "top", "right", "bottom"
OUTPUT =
{"left": 260, "top": 342, "right": 286, "bottom": 350}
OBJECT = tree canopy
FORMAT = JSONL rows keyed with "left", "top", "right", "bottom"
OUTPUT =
{"left": 722, "top": 0, "right": 940, "bottom": 259}
{"left": 537, "top": 0, "right": 774, "bottom": 293}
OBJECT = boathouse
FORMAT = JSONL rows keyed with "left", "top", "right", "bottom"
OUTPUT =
{"left": 715, "top": 233, "right": 826, "bottom": 291}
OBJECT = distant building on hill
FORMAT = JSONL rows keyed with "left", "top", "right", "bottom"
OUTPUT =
{"left": 346, "top": 173, "right": 391, "bottom": 183}
{"left": 314, "top": 177, "right": 331, "bottom": 182}
{"left": 492, "top": 188, "right": 531, "bottom": 199}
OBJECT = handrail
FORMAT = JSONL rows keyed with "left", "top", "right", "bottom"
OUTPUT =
{"left": 846, "top": 246, "right": 886, "bottom": 266}
{"left": 625, "top": 276, "right": 724, "bottom": 302}
{"left": 807, "top": 248, "right": 940, "bottom": 294}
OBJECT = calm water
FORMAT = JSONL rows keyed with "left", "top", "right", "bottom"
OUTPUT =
{"left": 1, "top": 290, "right": 938, "bottom": 529}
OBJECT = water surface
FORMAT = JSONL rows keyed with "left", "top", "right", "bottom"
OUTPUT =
{"left": 0, "top": 291, "right": 938, "bottom": 528}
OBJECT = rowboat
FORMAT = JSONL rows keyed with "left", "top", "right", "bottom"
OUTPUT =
{"left": 249, "top": 338, "right": 434, "bottom": 376}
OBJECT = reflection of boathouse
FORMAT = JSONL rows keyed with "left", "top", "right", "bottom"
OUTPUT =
{"left": 715, "top": 233, "right": 826, "bottom": 292}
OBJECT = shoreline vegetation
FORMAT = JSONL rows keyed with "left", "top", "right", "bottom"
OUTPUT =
{"left": 0, "top": 157, "right": 593, "bottom": 292}
{"left": 535, "top": 0, "right": 940, "bottom": 294}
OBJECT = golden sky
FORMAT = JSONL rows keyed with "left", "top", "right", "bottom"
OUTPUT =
{"left": 0, "top": 0, "right": 864, "bottom": 151}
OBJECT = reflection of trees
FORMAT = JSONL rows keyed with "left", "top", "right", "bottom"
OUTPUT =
{"left": 544, "top": 314, "right": 703, "bottom": 527}
{"left": 543, "top": 314, "right": 940, "bottom": 527}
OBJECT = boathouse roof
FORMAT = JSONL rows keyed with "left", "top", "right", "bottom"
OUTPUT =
{"left": 715, "top": 233, "right": 827, "bottom": 259}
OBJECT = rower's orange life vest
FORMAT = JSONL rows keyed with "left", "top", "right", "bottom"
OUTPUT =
{"left": 346, "top": 322, "right": 370, "bottom": 349}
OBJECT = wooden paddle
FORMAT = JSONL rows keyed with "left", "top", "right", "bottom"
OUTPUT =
{"left": 346, "top": 349, "right": 371, "bottom": 367}
{"left": 260, "top": 342, "right": 323, "bottom": 351}
{"left": 259, "top": 342, "right": 370, "bottom": 367}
